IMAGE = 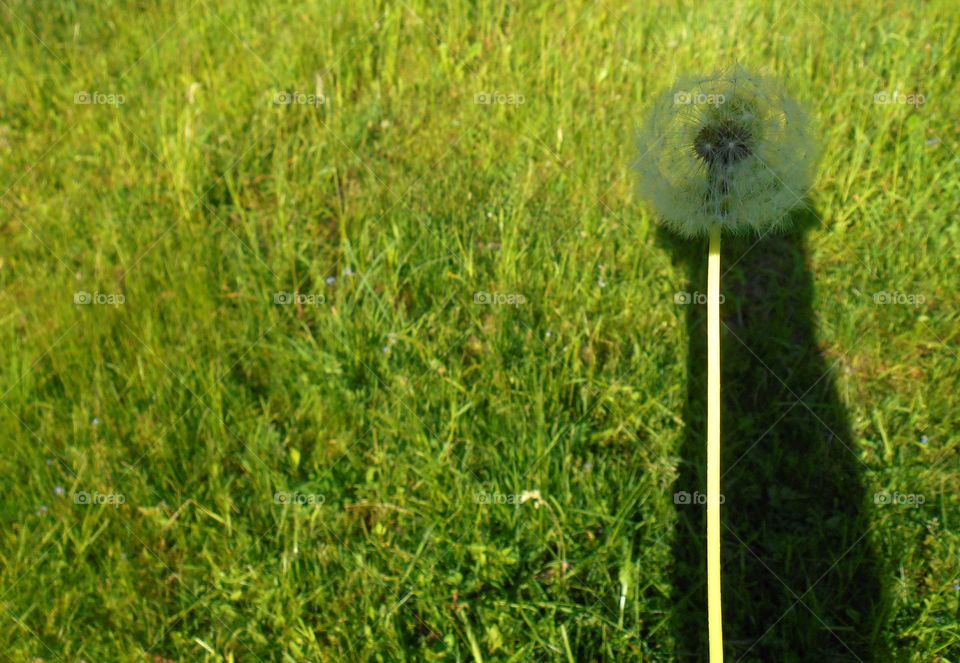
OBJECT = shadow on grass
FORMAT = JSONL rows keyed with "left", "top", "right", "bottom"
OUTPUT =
{"left": 658, "top": 207, "right": 886, "bottom": 662}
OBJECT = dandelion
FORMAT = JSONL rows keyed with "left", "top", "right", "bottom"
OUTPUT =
{"left": 635, "top": 64, "right": 817, "bottom": 237}
{"left": 635, "top": 65, "right": 818, "bottom": 663}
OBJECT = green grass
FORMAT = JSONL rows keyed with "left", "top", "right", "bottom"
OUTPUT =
{"left": 1, "top": 0, "right": 958, "bottom": 660}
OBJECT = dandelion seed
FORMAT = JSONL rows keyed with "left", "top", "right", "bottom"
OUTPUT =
{"left": 343, "top": 267, "right": 354, "bottom": 277}
{"left": 920, "top": 435, "right": 929, "bottom": 445}
{"left": 325, "top": 276, "right": 336, "bottom": 285}
{"left": 54, "top": 485, "right": 64, "bottom": 496}
{"left": 91, "top": 417, "right": 99, "bottom": 427}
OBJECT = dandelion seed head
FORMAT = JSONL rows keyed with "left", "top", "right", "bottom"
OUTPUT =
{"left": 635, "top": 65, "right": 818, "bottom": 237}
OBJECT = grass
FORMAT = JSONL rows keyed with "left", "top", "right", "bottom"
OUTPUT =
{"left": 0, "top": 0, "right": 958, "bottom": 660}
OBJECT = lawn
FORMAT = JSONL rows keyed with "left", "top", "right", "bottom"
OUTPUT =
{"left": 1, "top": 0, "right": 958, "bottom": 660}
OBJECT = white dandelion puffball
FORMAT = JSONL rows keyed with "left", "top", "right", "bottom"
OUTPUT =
{"left": 635, "top": 65, "right": 818, "bottom": 237}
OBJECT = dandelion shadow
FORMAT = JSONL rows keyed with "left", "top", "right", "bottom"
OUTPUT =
{"left": 657, "top": 207, "right": 886, "bottom": 661}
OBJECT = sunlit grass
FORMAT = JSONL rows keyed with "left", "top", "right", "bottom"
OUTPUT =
{"left": 0, "top": 0, "right": 957, "bottom": 660}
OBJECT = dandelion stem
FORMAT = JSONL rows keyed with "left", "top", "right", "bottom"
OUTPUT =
{"left": 707, "top": 224, "right": 723, "bottom": 662}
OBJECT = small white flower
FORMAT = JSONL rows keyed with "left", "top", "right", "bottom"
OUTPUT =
{"left": 520, "top": 490, "right": 545, "bottom": 508}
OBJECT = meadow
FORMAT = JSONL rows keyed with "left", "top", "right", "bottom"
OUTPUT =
{"left": 0, "top": 0, "right": 958, "bottom": 660}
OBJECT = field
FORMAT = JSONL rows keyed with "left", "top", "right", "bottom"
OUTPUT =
{"left": 1, "top": 0, "right": 958, "bottom": 660}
